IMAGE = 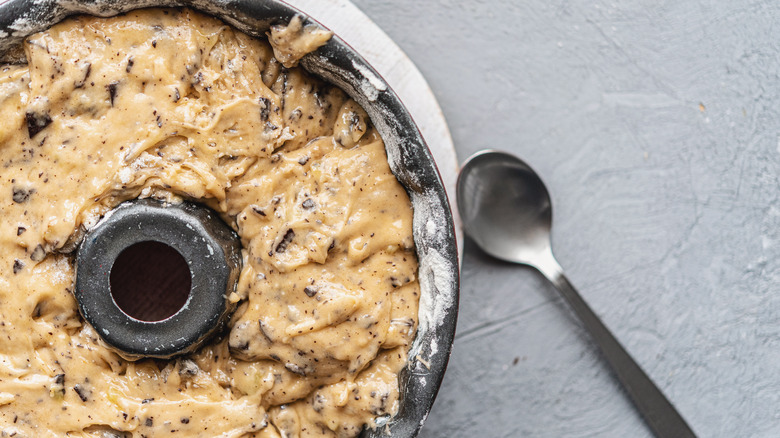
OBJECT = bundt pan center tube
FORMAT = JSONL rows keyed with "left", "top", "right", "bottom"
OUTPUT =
{"left": 75, "top": 199, "right": 242, "bottom": 359}
{"left": 0, "top": 1, "right": 460, "bottom": 437}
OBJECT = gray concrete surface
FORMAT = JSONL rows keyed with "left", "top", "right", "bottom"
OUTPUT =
{"left": 351, "top": 1, "right": 780, "bottom": 437}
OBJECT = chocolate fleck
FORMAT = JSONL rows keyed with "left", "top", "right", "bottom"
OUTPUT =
{"left": 258, "top": 319, "right": 274, "bottom": 342}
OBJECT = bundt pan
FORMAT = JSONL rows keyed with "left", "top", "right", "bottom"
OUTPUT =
{"left": 0, "top": 0, "right": 460, "bottom": 436}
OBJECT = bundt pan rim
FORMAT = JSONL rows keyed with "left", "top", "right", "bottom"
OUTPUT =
{"left": 0, "top": 1, "right": 460, "bottom": 437}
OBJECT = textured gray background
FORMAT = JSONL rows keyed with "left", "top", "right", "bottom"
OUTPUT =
{"left": 352, "top": 1, "right": 780, "bottom": 437}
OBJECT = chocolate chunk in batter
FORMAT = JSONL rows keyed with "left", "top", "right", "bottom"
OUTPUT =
{"left": 275, "top": 229, "right": 295, "bottom": 253}
{"left": 25, "top": 111, "right": 52, "bottom": 138}
{"left": 107, "top": 81, "right": 119, "bottom": 106}
{"left": 30, "top": 244, "right": 45, "bottom": 262}
{"left": 12, "top": 187, "right": 33, "bottom": 203}
{"left": 74, "top": 63, "right": 91, "bottom": 88}
{"left": 73, "top": 384, "right": 90, "bottom": 402}
{"left": 259, "top": 97, "right": 271, "bottom": 121}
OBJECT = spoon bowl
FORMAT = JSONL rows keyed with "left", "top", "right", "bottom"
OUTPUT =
{"left": 456, "top": 150, "right": 696, "bottom": 438}
{"left": 456, "top": 150, "right": 552, "bottom": 266}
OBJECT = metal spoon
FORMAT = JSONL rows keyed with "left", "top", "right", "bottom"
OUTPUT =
{"left": 456, "top": 150, "right": 695, "bottom": 438}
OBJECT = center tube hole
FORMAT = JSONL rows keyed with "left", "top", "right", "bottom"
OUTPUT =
{"left": 109, "top": 241, "right": 192, "bottom": 322}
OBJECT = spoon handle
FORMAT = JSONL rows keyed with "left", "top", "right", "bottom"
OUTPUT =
{"left": 536, "top": 251, "right": 696, "bottom": 438}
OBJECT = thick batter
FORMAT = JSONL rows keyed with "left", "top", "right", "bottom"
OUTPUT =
{"left": 0, "top": 8, "right": 419, "bottom": 437}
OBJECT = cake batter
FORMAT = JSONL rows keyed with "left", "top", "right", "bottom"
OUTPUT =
{"left": 0, "top": 8, "right": 419, "bottom": 437}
